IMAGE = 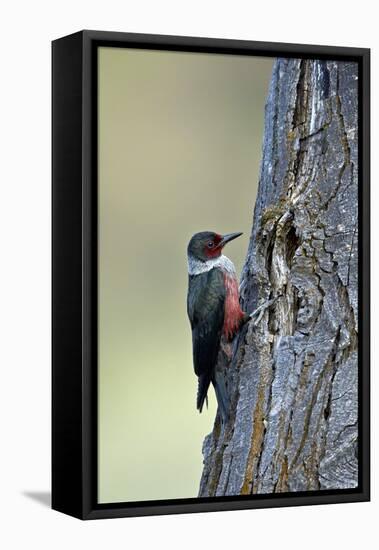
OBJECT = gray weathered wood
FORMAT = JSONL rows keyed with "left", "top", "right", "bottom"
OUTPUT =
{"left": 199, "top": 58, "right": 358, "bottom": 496}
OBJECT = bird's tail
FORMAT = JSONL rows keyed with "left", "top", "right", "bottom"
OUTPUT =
{"left": 197, "top": 374, "right": 211, "bottom": 413}
{"left": 212, "top": 371, "right": 230, "bottom": 424}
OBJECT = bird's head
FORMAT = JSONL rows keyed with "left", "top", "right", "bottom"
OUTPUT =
{"left": 187, "top": 231, "right": 243, "bottom": 262}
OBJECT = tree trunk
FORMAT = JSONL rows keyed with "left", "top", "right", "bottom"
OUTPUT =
{"left": 199, "top": 58, "right": 359, "bottom": 496}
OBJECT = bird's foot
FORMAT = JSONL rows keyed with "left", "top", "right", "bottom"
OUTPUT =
{"left": 249, "top": 294, "right": 282, "bottom": 326}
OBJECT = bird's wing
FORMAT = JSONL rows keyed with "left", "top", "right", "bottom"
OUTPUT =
{"left": 187, "top": 268, "right": 225, "bottom": 377}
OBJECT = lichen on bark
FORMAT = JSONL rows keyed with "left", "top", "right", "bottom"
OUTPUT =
{"left": 199, "top": 58, "right": 359, "bottom": 496}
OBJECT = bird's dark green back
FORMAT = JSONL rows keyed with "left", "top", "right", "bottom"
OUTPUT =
{"left": 187, "top": 268, "right": 225, "bottom": 377}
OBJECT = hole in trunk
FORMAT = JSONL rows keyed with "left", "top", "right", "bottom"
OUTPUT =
{"left": 286, "top": 225, "right": 301, "bottom": 267}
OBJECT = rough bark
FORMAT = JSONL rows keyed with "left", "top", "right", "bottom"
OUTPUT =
{"left": 199, "top": 58, "right": 358, "bottom": 496}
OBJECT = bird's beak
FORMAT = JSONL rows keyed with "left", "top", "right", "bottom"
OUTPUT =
{"left": 220, "top": 232, "right": 243, "bottom": 247}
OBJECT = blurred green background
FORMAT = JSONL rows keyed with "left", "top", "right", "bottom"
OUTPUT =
{"left": 98, "top": 46, "right": 273, "bottom": 503}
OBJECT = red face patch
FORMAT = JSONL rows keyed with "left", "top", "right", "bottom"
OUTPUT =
{"left": 204, "top": 234, "right": 223, "bottom": 258}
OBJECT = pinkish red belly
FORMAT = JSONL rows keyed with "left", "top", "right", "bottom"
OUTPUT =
{"left": 223, "top": 273, "right": 244, "bottom": 339}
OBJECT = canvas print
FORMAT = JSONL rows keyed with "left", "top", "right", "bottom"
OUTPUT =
{"left": 98, "top": 48, "right": 358, "bottom": 503}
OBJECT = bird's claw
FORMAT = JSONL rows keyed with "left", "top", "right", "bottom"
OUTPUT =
{"left": 249, "top": 293, "right": 282, "bottom": 326}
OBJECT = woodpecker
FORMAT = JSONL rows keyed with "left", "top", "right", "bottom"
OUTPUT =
{"left": 187, "top": 230, "right": 248, "bottom": 422}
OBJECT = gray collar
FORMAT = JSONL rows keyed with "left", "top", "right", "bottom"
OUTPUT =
{"left": 187, "top": 254, "right": 236, "bottom": 276}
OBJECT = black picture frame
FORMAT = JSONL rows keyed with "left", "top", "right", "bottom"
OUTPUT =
{"left": 52, "top": 30, "right": 370, "bottom": 520}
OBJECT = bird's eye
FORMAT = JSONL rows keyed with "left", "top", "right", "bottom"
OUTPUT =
{"left": 207, "top": 241, "right": 214, "bottom": 248}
